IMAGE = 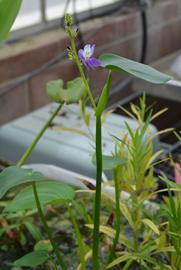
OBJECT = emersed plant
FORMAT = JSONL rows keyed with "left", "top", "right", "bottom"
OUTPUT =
{"left": 0, "top": 0, "right": 22, "bottom": 42}
{"left": 2, "top": 10, "right": 181, "bottom": 270}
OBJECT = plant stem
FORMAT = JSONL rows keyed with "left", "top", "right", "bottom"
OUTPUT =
{"left": 92, "top": 115, "right": 102, "bottom": 270}
{"left": 67, "top": 204, "right": 86, "bottom": 270}
{"left": 17, "top": 103, "right": 63, "bottom": 167}
{"left": 49, "top": 257, "right": 59, "bottom": 270}
{"left": 65, "top": 19, "right": 103, "bottom": 269}
{"left": 66, "top": 28, "right": 96, "bottom": 110}
{"left": 107, "top": 168, "right": 121, "bottom": 264}
{"left": 16, "top": 103, "right": 66, "bottom": 269}
{"left": 33, "top": 182, "right": 67, "bottom": 270}
{"left": 132, "top": 196, "right": 139, "bottom": 253}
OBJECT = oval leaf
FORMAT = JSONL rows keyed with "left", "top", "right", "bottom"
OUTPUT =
{"left": 92, "top": 154, "right": 126, "bottom": 170}
{"left": 5, "top": 181, "right": 75, "bottom": 212}
{"left": 47, "top": 77, "right": 86, "bottom": 104}
{"left": 0, "top": 0, "right": 22, "bottom": 42}
{"left": 24, "top": 219, "right": 42, "bottom": 241}
{"left": 0, "top": 166, "right": 44, "bottom": 199}
{"left": 100, "top": 53, "right": 172, "bottom": 84}
{"left": 14, "top": 250, "right": 49, "bottom": 267}
{"left": 34, "top": 240, "right": 53, "bottom": 252}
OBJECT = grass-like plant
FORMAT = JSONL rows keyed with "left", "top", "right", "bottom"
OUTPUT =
{"left": 2, "top": 9, "right": 181, "bottom": 270}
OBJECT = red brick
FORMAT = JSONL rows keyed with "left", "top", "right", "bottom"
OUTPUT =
{"left": 0, "top": 31, "right": 68, "bottom": 84}
{"left": 0, "top": 82, "right": 30, "bottom": 124}
{"left": 28, "top": 60, "right": 78, "bottom": 110}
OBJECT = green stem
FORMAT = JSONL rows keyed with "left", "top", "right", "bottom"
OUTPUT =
{"left": 66, "top": 19, "right": 103, "bottom": 270}
{"left": 17, "top": 103, "right": 63, "bottom": 167}
{"left": 67, "top": 204, "right": 86, "bottom": 270}
{"left": 49, "top": 254, "right": 59, "bottom": 270}
{"left": 107, "top": 168, "right": 121, "bottom": 264}
{"left": 16, "top": 103, "right": 66, "bottom": 269}
{"left": 133, "top": 228, "right": 139, "bottom": 252}
{"left": 66, "top": 28, "right": 96, "bottom": 110}
{"left": 92, "top": 115, "right": 102, "bottom": 270}
{"left": 33, "top": 182, "right": 67, "bottom": 270}
{"left": 132, "top": 196, "right": 139, "bottom": 253}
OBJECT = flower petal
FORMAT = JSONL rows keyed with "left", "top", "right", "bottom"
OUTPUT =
{"left": 89, "top": 58, "right": 102, "bottom": 68}
{"left": 87, "top": 60, "right": 95, "bottom": 70}
{"left": 78, "top": 49, "right": 85, "bottom": 61}
{"left": 83, "top": 60, "right": 89, "bottom": 69}
{"left": 84, "top": 44, "right": 92, "bottom": 52}
{"left": 90, "top": 44, "right": 95, "bottom": 57}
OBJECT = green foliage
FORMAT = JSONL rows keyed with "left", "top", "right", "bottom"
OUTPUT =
{"left": 0, "top": 0, "right": 22, "bottom": 42}
{"left": 100, "top": 53, "right": 172, "bottom": 84}
{"left": 24, "top": 219, "right": 42, "bottom": 241}
{"left": 80, "top": 99, "right": 91, "bottom": 127}
{"left": 96, "top": 71, "right": 112, "bottom": 117}
{"left": 141, "top": 218, "right": 160, "bottom": 235}
{"left": 47, "top": 77, "right": 86, "bottom": 104}
{"left": 5, "top": 181, "right": 75, "bottom": 212}
{"left": 14, "top": 250, "right": 49, "bottom": 267}
{"left": 0, "top": 166, "right": 44, "bottom": 199}
{"left": 107, "top": 252, "right": 135, "bottom": 269}
{"left": 34, "top": 240, "right": 53, "bottom": 252}
{"left": 1, "top": 11, "right": 178, "bottom": 270}
{"left": 161, "top": 183, "right": 181, "bottom": 269}
{"left": 92, "top": 153, "right": 127, "bottom": 170}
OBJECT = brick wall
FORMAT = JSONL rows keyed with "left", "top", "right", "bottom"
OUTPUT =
{"left": 0, "top": 0, "right": 181, "bottom": 124}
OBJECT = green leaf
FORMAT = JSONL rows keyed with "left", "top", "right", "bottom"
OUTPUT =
{"left": 96, "top": 71, "right": 112, "bottom": 116}
{"left": 86, "top": 224, "right": 133, "bottom": 249}
{"left": 153, "top": 246, "right": 175, "bottom": 253}
{"left": 0, "top": 166, "right": 44, "bottom": 199}
{"left": 14, "top": 250, "right": 49, "bottom": 267}
{"left": 119, "top": 202, "right": 134, "bottom": 228}
{"left": 141, "top": 218, "right": 160, "bottom": 235}
{"left": 54, "top": 126, "right": 90, "bottom": 138}
{"left": 5, "top": 181, "right": 75, "bottom": 212}
{"left": 0, "top": 0, "right": 22, "bottom": 42}
{"left": 34, "top": 240, "right": 53, "bottom": 252}
{"left": 92, "top": 153, "right": 126, "bottom": 170}
{"left": 47, "top": 79, "right": 64, "bottom": 102}
{"left": 47, "top": 77, "right": 86, "bottom": 104}
{"left": 100, "top": 53, "right": 172, "bottom": 84}
{"left": 107, "top": 253, "right": 135, "bottom": 269}
{"left": 24, "top": 219, "right": 42, "bottom": 241}
{"left": 160, "top": 174, "right": 181, "bottom": 190}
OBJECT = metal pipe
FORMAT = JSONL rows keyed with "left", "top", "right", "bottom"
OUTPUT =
{"left": 40, "top": 0, "right": 46, "bottom": 24}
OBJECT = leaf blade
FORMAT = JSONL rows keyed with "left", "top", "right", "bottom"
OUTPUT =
{"left": 0, "top": 0, "right": 22, "bottom": 42}
{"left": 0, "top": 166, "right": 44, "bottom": 199}
{"left": 5, "top": 180, "right": 75, "bottom": 212}
{"left": 92, "top": 154, "right": 126, "bottom": 170}
{"left": 47, "top": 77, "right": 86, "bottom": 104}
{"left": 100, "top": 53, "right": 172, "bottom": 84}
{"left": 14, "top": 250, "right": 49, "bottom": 267}
{"left": 96, "top": 71, "right": 112, "bottom": 116}
{"left": 141, "top": 218, "right": 160, "bottom": 235}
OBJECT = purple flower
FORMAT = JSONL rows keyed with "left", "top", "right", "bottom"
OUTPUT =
{"left": 78, "top": 44, "right": 102, "bottom": 70}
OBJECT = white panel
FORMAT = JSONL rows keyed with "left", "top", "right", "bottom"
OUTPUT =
{"left": 0, "top": 103, "right": 159, "bottom": 178}
{"left": 12, "top": 0, "right": 41, "bottom": 30}
{"left": 45, "top": 0, "right": 117, "bottom": 21}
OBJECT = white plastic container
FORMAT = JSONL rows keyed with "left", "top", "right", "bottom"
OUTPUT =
{"left": 0, "top": 103, "right": 159, "bottom": 178}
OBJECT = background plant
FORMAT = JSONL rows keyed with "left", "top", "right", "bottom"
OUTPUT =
{"left": 0, "top": 8, "right": 173, "bottom": 270}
